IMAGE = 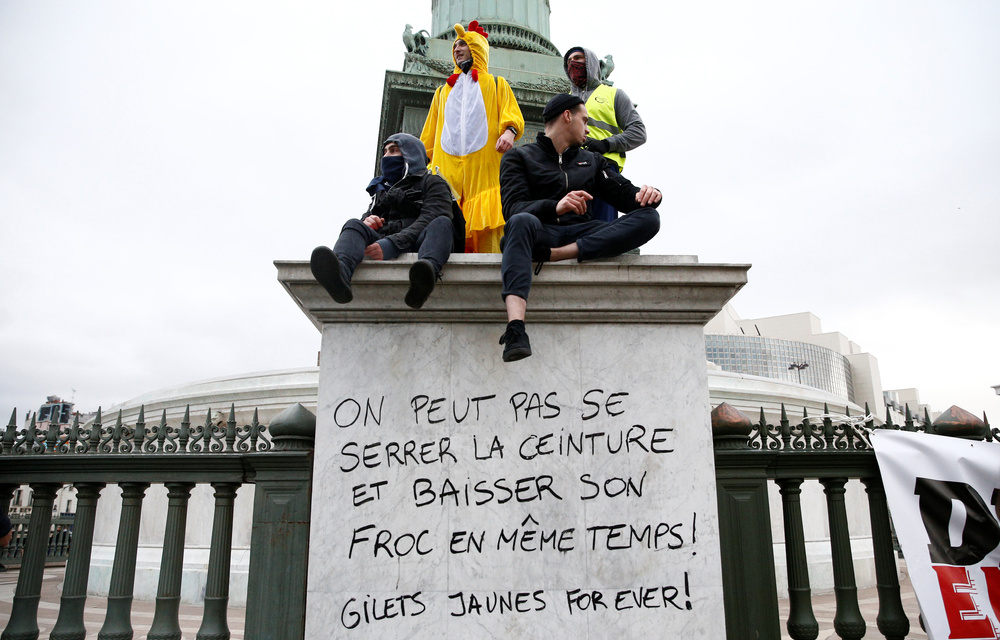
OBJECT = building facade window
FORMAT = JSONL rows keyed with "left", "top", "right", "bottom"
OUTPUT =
{"left": 705, "top": 335, "right": 855, "bottom": 403}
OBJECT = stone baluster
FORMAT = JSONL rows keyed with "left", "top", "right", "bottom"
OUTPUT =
{"left": 97, "top": 482, "right": 150, "bottom": 640}
{"left": 861, "top": 476, "right": 910, "bottom": 640}
{"left": 147, "top": 482, "right": 196, "bottom": 640}
{"left": 50, "top": 483, "right": 106, "bottom": 640}
{"left": 776, "top": 478, "right": 818, "bottom": 640}
{"left": 197, "top": 482, "right": 240, "bottom": 640}
{"left": 1, "top": 482, "right": 60, "bottom": 640}
{"left": 819, "top": 477, "right": 865, "bottom": 639}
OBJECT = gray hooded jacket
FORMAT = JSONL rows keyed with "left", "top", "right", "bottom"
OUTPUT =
{"left": 563, "top": 47, "right": 647, "bottom": 156}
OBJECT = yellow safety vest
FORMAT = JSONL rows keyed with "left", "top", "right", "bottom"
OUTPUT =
{"left": 584, "top": 84, "right": 626, "bottom": 171}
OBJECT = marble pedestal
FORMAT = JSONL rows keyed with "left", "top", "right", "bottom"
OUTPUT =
{"left": 277, "top": 254, "right": 748, "bottom": 639}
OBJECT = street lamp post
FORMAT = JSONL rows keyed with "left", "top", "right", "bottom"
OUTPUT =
{"left": 788, "top": 362, "right": 809, "bottom": 384}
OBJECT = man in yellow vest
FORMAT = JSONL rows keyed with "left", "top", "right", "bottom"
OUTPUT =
{"left": 564, "top": 46, "right": 647, "bottom": 222}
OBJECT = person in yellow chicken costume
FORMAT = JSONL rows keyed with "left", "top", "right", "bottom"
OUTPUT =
{"left": 420, "top": 20, "right": 524, "bottom": 253}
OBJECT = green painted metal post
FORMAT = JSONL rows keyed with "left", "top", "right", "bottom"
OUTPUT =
{"left": 0, "top": 483, "right": 13, "bottom": 513}
{"left": 244, "top": 403, "right": 314, "bottom": 640}
{"left": 712, "top": 403, "right": 780, "bottom": 640}
{"left": 147, "top": 482, "right": 196, "bottom": 640}
{"left": 1, "top": 482, "right": 60, "bottom": 640}
{"left": 197, "top": 482, "right": 240, "bottom": 640}
{"left": 776, "top": 478, "right": 818, "bottom": 640}
{"left": 820, "top": 478, "right": 866, "bottom": 640}
{"left": 49, "top": 482, "right": 106, "bottom": 640}
{"left": 0, "top": 483, "right": 14, "bottom": 570}
{"left": 97, "top": 482, "right": 150, "bottom": 640}
{"left": 861, "top": 476, "right": 910, "bottom": 639}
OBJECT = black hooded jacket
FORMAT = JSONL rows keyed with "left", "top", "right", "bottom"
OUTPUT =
{"left": 499, "top": 132, "right": 656, "bottom": 225}
{"left": 362, "top": 133, "right": 456, "bottom": 252}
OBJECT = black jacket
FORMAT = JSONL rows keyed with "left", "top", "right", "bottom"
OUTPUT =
{"left": 362, "top": 132, "right": 459, "bottom": 252}
{"left": 499, "top": 133, "right": 656, "bottom": 225}
{"left": 363, "top": 172, "right": 453, "bottom": 251}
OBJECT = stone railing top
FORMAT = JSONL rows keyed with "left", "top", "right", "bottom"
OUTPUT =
{"left": 276, "top": 254, "right": 749, "bottom": 327}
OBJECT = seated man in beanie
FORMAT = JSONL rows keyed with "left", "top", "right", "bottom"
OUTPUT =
{"left": 497, "top": 94, "right": 662, "bottom": 362}
{"left": 311, "top": 133, "right": 457, "bottom": 310}
{"left": 0, "top": 513, "right": 12, "bottom": 571}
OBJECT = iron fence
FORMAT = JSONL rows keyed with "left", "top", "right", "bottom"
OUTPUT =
{"left": 0, "top": 403, "right": 314, "bottom": 640}
{"left": 1, "top": 400, "right": 992, "bottom": 639}
{"left": 714, "top": 401, "right": 994, "bottom": 640}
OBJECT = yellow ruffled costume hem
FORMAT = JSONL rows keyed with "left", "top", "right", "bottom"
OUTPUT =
{"left": 460, "top": 187, "right": 505, "bottom": 253}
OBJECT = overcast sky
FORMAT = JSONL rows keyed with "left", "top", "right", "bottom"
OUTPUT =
{"left": 1, "top": 1, "right": 997, "bottom": 424}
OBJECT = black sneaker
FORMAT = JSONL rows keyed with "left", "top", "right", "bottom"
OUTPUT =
{"left": 310, "top": 246, "right": 352, "bottom": 304}
{"left": 405, "top": 259, "right": 436, "bottom": 309}
{"left": 499, "top": 320, "right": 532, "bottom": 362}
{"left": 0, "top": 563, "right": 6, "bottom": 572}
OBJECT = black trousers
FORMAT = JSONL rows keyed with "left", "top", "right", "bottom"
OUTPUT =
{"left": 500, "top": 208, "right": 660, "bottom": 300}
{"left": 333, "top": 216, "right": 453, "bottom": 283}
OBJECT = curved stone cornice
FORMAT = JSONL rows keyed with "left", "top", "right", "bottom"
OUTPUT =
{"left": 435, "top": 22, "right": 559, "bottom": 56}
{"left": 276, "top": 254, "right": 749, "bottom": 327}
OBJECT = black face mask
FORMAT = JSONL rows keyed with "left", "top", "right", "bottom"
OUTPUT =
{"left": 380, "top": 155, "right": 406, "bottom": 185}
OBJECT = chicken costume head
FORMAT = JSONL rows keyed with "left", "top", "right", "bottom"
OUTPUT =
{"left": 449, "top": 21, "right": 490, "bottom": 85}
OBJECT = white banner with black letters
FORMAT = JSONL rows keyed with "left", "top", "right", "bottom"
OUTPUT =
{"left": 872, "top": 429, "right": 1000, "bottom": 640}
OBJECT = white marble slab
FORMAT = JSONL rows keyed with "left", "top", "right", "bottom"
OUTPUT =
{"left": 305, "top": 320, "right": 726, "bottom": 639}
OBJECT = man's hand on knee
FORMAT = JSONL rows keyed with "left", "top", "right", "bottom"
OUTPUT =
{"left": 635, "top": 185, "right": 662, "bottom": 207}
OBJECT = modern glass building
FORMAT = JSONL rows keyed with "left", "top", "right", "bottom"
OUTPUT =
{"left": 704, "top": 334, "right": 855, "bottom": 403}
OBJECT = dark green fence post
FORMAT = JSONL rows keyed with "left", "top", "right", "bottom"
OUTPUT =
{"left": 50, "top": 482, "right": 106, "bottom": 640}
{"left": 98, "top": 481, "right": 150, "bottom": 640}
{"left": 712, "top": 403, "right": 780, "bottom": 640}
{"left": 244, "top": 403, "right": 315, "bottom": 640}
{"left": 819, "top": 477, "right": 865, "bottom": 640}
{"left": 0, "top": 483, "right": 13, "bottom": 514}
{"left": 2, "top": 482, "right": 60, "bottom": 640}
{"left": 196, "top": 482, "right": 240, "bottom": 640}
{"left": 147, "top": 482, "right": 196, "bottom": 640}
{"left": 776, "top": 478, "right": 819, "bottom": 640}
{"left": 860, "top": 475, "right": 909, "bottom": 640}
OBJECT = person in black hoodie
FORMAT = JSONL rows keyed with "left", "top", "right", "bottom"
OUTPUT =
{"left": 497, "top": 94, "right": 661, "bottom": 362}
{"left": 311, "top": 133, "right": 457, "bottom": 310}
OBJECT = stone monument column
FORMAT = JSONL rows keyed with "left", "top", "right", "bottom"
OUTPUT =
{"left": 430, "top": 0, "right": 557, "bottom": 54}
{"left": 277, "top": 254, "right": 749, "bottom": 638}
{"left": 378, "top": 2, "right": 567, "bottom": 170}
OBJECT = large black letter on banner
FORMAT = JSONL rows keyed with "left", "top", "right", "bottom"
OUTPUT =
{"left": 914, "top": 478, "right": 1000, "bottom": 566}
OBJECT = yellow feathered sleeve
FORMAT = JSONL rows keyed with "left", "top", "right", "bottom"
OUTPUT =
{"left": 495, "top": 76, "right": 524, "bottom": 141}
